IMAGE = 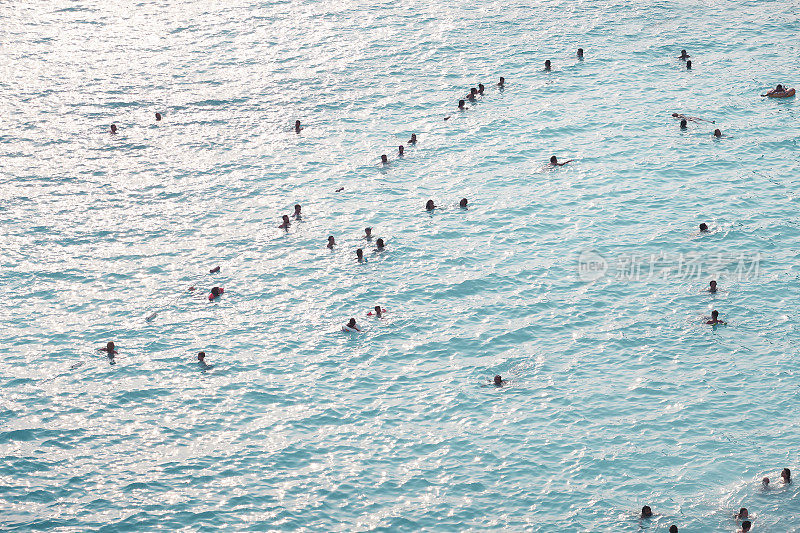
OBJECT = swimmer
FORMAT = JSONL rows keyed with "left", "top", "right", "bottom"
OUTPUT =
{"left": 781, "top": 467, "right": 791, "bottom": 483}
{"left": 335, "top": 187, "right": 344, "bottom": 192}
{"left": 550, "top": 155, "right": 574, "bottom": 166}
{"left": 641, "top": 506, "right": 652, "bottom": 518}
{"left": 679, "top": 49, "right": 690, "bottom": 59}
{"left": 498, "top": 76, "right": 505, "bottom": 87}
{"left": 155, "top": 112, "right": 162, "bottom": 121}
{"left": 680, "top": 119, "right": 688, "bottom": 129}
{"left": 544, "top": 59, "right": 551, "bottom": 71}
{"left": 210, "top": 266, "right": 221, "bottom": 274}
{"left": 293, "top": 204, "right": 302, "bottom": 218}
{"left": 735, "top": 508, "right": 748, "bottom": 519}
{"left": 344, "top": 318, "right": 361, "bottom": 332}
{"left": 741, "top": 521, "right": 751, "bottom": 532}
{"left": 458, "top": 99, "right": 467, "bottom": 110}
{"left": 669, "top": 526, "right": 677, "bottom": 533}
{"left": 467, "top": 88, "right": 477, "bottom": 100}
{"left": 110, "top": 124, "right": 117, "bottom": 134}
{"left": 398, "top": 145, "right": 404, "bottom": 157}
{"left": 367, "top": 305, "right": 386, "bottom": 317}
{"left": 713, "top": 129, "right": 722, "bottom": 138}
{"left": 706, "top": 310, "right": 725, "bottom": 325}
{"left": 327, "top": 236, "right": 335, "bottom": 248}
{"left": 459, "top": 198, "right": 468, "bottom": 208}
{"left": 577, "top": 47, "right": 584, "bottom": 59}
{"left": 425, "top": 199, "right": 436, "bottom": 211}
{"left": 408, "top": 133, "right": 417, "bottom": 144}
{"left": 762, "top": 477, "right": 770, "bottom": 487}
{"left": 356, "top": 248, "right": 364, "bottom": 262}
{"left": 197, "top": 352, "right": 207, "bottom": 363}
{"left": 295, "top": 120, "right": 302, "bottom": 133}
{"left": 709, "top": 280, "right": 717, "bottom": 293}
{"left": 478, "top": 83, "right": 485, "bottom": 95}
{"left": 279, "top": 214, "right": 291, "bottom": 229}
{"left": 376, "top": 238, "right": 385, "bottom": 250}
{"left": 98, "top": 341, "right": 118, "bottom": 355}
{"left": 672, "top": 113, "right": 715, "bottom": 124}
{"left": 208, "top": 286, "right": 224, "bottom": 301}
{"left": 364, "top": 227, "right": 372, "bottom": 240}
{"left": 493, "top": 375, "right": 507, "bottom": 387}
{"left": 381, "top": 154, "right": 389, "bottom": 164}
{"left": 762, "top": 84, "right": 788, "bottom": 97}
{"left": 699, "top": 223, "right": 709, "bottom": 232}
{"left": 686, "top": 60, "right": 692, "bottom": 70}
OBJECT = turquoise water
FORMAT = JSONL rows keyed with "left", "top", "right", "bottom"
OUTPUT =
{"left": 2, "top": 1, "right": 800, "bottom": 530}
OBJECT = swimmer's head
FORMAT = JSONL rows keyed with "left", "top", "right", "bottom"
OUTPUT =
{"left": 282, "top": 214, "right": 290, "bottom": 223}
{"left": 458, "top": 100, "right": 465, "bottom": 108}
{"left": 544, "top": 59, "right": 551, "bottom": 70}
{"left": 211, "top": 287, "right": 221, "bottom": 297}
{"left": 155, "top": 112, "right": 162, "bottom": 121}
{"left": 410, "top": 133, "right": 417, "bottom": 142}
{"left": 110, "top": 124, "right": 117, "bottom": 134}
{"left": 381, "top": 154, "right": 388, "bottom": 164}
{"left": 686, "top": 60, "right": 692, "bottom": 69}
{"left": 107, "top": 341, "right": 115, "bottom": 352}
{"left": 762, "top": 476, "right": 770, "bottom": 485}
{"left": 499, "top": 76, "right": 505, "bottom": 85}
{"left": 711, "top": 310, "right": 719, "bottom": 320}
{"left": 680, "top": 49, "right": 688, "bottom": 57}
{"left": 737, "top": 508, "right": 748, "bottom": 519}
{"left": 494, "top": 375, "right": 502, "bottom": 386}
{"left": 550, "top": 155, "right": 558, "bottom": 164}
{"left": 777, "top": 84, "right": 784, "bottom": 91}
{"left": 641, "top": 505, "right": 652, "bottom": 518}
{"left": 680, "top": 119, "right": 687, "bottom": 128}
{"left": 699, "top": 223, "right": 708, "bottom": 232}
{"left": 478, "top": 83, "right": 485, "bottom": 92}
{"left": 398, "top": 145, "right": 404, "bottom": 155}
{"left": 460, "top": 198, "right": 468, "bottom": 208}
{"left": 376, "top": 238, "right": 385, "bottom": 249}
{"left": 709, "top": 280, "right": 717, "bottom": 291}
{"left": 742, "top": 520, "right": 751, "bottom": 532}
{"left": 356, "top": 248, "right": 364, "bottom": 260}
{"left": 781, "top": 467, "right": 791, "bottom": 482}
{"left": 198, "top": 351, "right": 205, "bottom": 361}
{"left": 347, "top": 318, "right": 356, "bottom": 328}
{"left": 714, "top": 129, "right": 721, "bottom": 137}
{"left": 294, "top": 204, "right": 301, "bottom": 213}
{"left": 669, "top": 526, "right": 677, "bottom": 533}
{"left": 374, "top": 305, "right": 381, "bottom": 314}
{"left": 470, "top": 87, "right": 477, "bottom": 95}
{"left": 327, "top": 235, "right": 335, "bottom": 246}
{"left": 295, "top": 120, "right": 301, "bottom": 129}
{"left": 365, "top": 227, "right": 372, "bottom": 237}
{"left": 577, "top": 47, "right": 584, "bottom": 57}
{"left": 425, "top": 199, "right": 435, "bottom": 210}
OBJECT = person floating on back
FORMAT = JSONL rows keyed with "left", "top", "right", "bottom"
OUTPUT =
{"left": 459, "top": 198, "right": 468, "bottom": 208}
{"left": 706, "top": 310, "right": 725, "bottom": 325}
{"left": 279, "top": 215, "right": 291, "bottom": 229}
{"left": 672, "top": 112, "right": 715, "bottom": 124}
{"left": 550, "top": 155, "right": 574, "bottom": 166}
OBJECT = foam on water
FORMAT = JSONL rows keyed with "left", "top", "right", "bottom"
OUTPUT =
{"left": 2, "top": 0, "right": 800, "bottom": 530}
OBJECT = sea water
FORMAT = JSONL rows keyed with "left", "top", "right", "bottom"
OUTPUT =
{"left": 2, "top": 0, "right": 800, "bottom": 531}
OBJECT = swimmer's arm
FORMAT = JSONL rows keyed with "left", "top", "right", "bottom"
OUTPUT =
{"left": 559, "top": 160, "right": 575, "bottom": 166}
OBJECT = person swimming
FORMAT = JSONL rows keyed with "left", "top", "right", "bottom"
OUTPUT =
{"left": 155, "top": 112, "right": 162, "bottom": 121}
{"left": 210, "top": 266, "right": 221, "bottom": 274}
{"left": 679, "top": 49, "right": 690, "bottom": 59}
{"left": 343, "top": 318, "right": 360, "bottom": 332}
{"left": 672, "top": 113, "right": 715, "bottom": 124}
{"left": 713, "top": 129, "right": 722, "bottom": 138}
{"left": 425, "top": 199, "right": 436, "bottom": 211}
{"left": 279, "top": 215, "right": 290, "bottom": 229}
{"left": 293, "top": 204, "right": 302, "bottom": 218}
{"left": 740, "top": 521, "right": 751, "bottom": 532}
{"left": 458, "top": 100, "right": 467, "bottom": 110}
{"left": 459, "top": 198, "right": 468, "bottom": 208}
{"left": 376, "top": 238, "right": 385, "bottom": 250}
{"left": 709, "top": 280, "right": 717, "bottom": 293}
{"left": 467, "top": 88, "right": 477, "bottom": 100}
{"left": 208, "top": 287, "right": 224, "bottom": 301}
{"left": 669, "top": 526, "right": 677, "bottom": 533}
{"left": 735, "top": 508, "right": 748, "bottom": 519}
{"left": 478, "top": 83, "right": 485, "bottom": 95}
{"left": 686, "top": 60, "right": 692, "bottom": 70}
{"left": 381, "top": 154, "right": 388, "bottom": 164}
{"left": 544, "top": 59, "right": 551, "bottom": 71}
{"left": 680, "top": 119, "right": 688, "bottom": 129}
{"left": 706, "top": 310, "right": 725, "bottom": 325}
{"left": 577, "top": 47, "right": 584, "bottom": 59}
{"left": 550, "top": 155, "right": 574, "bottom": 166}
{"left": 327, "top": 236, "right": 335, "bottom": 248}
{"left": 493, "top": 375, "right": 507, "bottom": 387}
{"left": 356, "top": 248, "right": 364, "bottom": 262}
{"left": 781, "top": 467, "right": 791, "bottom": 483}
{"left": 110, "top": 124, "right": 117, "bottom": 134}
{"left": 641, "top": 506, "right": 652, "bottom": 518}
{"left": 762, "top": 476, "right": 770, "bottom": 487}
{"left": 408, "top": 133, "right": 417, "bottom": 144}
{"left": 364, "top": 227, "right": 372, "bottom": 240}
{"left": 367, "top": 305, "right": 385, "bottom": 317}
{"left": 763, "top": 84, "right": 789, "bottom": 97}
{"left": 295, "top": 120, "right": 302, "bottom": 133}
{"left": 498, "top": 76, "right": 505, "bottom": 87}
{"left": 197, "top": 351, "right": 207, "bottom": 363}
{"left": 98, "top": 341, "right": 118, "bottom": 355}
{"left": 699, "top": 223, "right": 708, "bottom": 232}
{"left": 398, "top": 145, "right": 404, "bottom": 157}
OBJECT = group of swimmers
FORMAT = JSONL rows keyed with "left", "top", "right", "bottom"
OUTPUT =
{"left": 639, "top": 468, "right": 791, "bottom": 532}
